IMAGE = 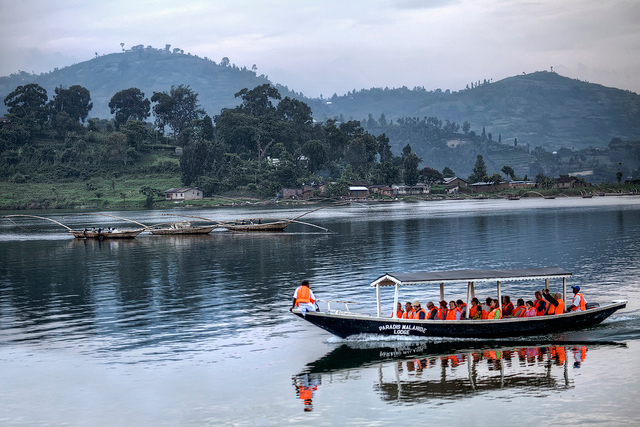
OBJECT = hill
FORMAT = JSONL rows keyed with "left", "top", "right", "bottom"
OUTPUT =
{"left": 306, "top": 71, "right": 640, "bottom": 151}
{"left": 0, "top": 48, "right": 299, "bottom": 120}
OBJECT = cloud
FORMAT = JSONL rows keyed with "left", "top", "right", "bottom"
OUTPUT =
{"left": 1, "top": 0, "right": 639, "bottom": 95}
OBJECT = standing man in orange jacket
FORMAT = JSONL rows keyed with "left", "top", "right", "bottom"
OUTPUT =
{"left": 290, "top": 280, "right": 317, "bottom": 316}
{"left": 568, "top": 285, "right": 586, "bottom": 311}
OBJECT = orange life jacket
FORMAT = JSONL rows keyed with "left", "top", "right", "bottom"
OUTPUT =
{"left": 446, "top": 308, "right": 457, "bottom": 320}
{"left": 555, "top": 299, "right": 565, "bottom": 314}
{"left": 488, "top": 308, "right": 501, "bottom": 319}
{"left": 547, "top": 301, "right": 556, "bottom": 315}
{"left": 427, "top": 307, "right": 438, "bottom": 319}
{"left": 469, "top": 305, "right": 480, "bottom": 319}
{"left": 458, "top": 303, "right": 467, "bottom": 318}
{"left": 513, "top": 305, "right": 526, "bottom": 317}
{"left": 503, "top": 302, "right": 514, "bottom": 316}
{"left": 533, "top": 298, "right": 546, "bottom": 315}
{"left": 295, "top": 286, "right": 314, "bottom": 306}
{"left": 403, "top": 309, "right": 416, "bottom": 319}
{"left": 571, "top": 293, "right": 586, "bottom": 311}
{"left": 438, "top": 308, "right": 448, "bottom": 320}
{"left": 396, "top": 310, "right": 403, "bottom": 319}
{"left": 481, "top": 307, "right": 488, "bottom": 319}
{"left": 414, "top": 308, "right": 427, "bottom": 319}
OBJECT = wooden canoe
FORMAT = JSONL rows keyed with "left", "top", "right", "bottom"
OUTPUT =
{"left": 224, "top": 221, "right": 292, "bottom": 232}
{"left": 69, "top": 229, "right": 143, "bottom": 239}
{"left": 150, "top": 225, "right": 217, "bottom": 235}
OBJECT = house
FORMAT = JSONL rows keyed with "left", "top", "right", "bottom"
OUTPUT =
{"left": 443, "top": 177, "right": 468, "bottom": 194}
{"left": 468, "top": 181, "right": 510, "bottom": 193}
{"left": 369, "top": 185, "right": 394, "bottom": 198}
{"left": 509, "top": 180, "right": 536, "bottom": 189}
{"left": 164, "top": 188, "right": 204, "bottom": 201}
{"left": 555, "top": 177, "right": 590, "bottom": 189}
{"left": 349, "top": 186, "right": 369, "bottom": 199}
{"left": 393, "top": 183, "right": 430, "bottom": 196}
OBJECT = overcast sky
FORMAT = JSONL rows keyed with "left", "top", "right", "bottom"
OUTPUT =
{"left": 1, "top": 0, "right": 639, "bottom": 97}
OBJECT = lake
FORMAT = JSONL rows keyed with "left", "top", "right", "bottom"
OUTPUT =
{"left": 1, "top": 197, "right": 639, "bottom": 425}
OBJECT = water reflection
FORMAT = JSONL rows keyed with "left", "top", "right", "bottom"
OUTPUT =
{"left": 293, "top": 341, "right": 625, "bottom": 409}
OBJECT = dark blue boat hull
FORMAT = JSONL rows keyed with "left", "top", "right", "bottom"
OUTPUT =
{"left": 294, "top": 301, "right": 626, "bottom": 339}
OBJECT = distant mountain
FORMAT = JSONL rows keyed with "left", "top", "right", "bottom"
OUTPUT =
{"left": 1, "top": 50, "right": 639, "bottom": 153}
{"left": 0, "top": 48, "right": 299, "bottom": 120}
{"left": 305, "top": 71, "right": 640, "bottom": 151}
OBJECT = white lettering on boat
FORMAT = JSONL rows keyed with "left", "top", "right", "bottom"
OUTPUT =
{"left": 379, "top": 324, "right": 428, "bottom": 334}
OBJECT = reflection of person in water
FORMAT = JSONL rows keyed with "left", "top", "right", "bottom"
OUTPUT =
{"left": 572, "top": 346, "right": 587, "bottom": 368}
{"left": 293, "top": 373, "right": 321, "bottom": 412}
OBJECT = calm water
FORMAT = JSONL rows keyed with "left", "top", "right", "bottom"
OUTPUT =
{"left": 1, "top": 197, "right": 640, "bottom": 425}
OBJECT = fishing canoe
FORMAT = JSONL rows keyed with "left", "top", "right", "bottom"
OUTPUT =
{"left": 292, "top": 267, "right": 627, "bottom": 339}
{"left": 150, "top": 225, "right": 217, "bottom": 235}
{"left": 224, "top": 221, "right": 292, "bottom": 232}
{"left": 70, "top": 229, "right": 143, "bottom": 239}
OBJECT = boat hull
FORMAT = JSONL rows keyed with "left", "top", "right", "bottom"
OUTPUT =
{"left": 224, "top": 222, "right": 290, "bottom": 232}
{"left": 149, "top": 226, "right": 216, "bottom": 235}
{"left": 294, "top": 301, "right": 626, "bottom": 339}
{"left": 70, "top": 230, "right": 143, "bottom": 239}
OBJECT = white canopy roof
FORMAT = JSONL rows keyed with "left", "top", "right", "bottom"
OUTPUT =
{"left": 370, "top": 266, "right": 571, "bottom": 287}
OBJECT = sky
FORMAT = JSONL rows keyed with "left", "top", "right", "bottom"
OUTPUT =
{"left": 1, "top": 0, "right": 639, "bottom": 97}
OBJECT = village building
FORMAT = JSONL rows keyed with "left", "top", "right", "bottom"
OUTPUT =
{"left": 442, "top": 177, "right": 468, "bottom": 194}
{"left": 554, "top": 176, "right": 590, "bottom": 189}
{"left": 468, "top": 181, "right": 510, "bottom": 193}
{"left": 164, "top": 188, "right": 204, "bottom": 201}
{"left": 392, "top": 183, "right": 430, "bottom": 196}
{"left": 348, "top": 186, "right": 370, "bottom": 199}
{"left": 369, "top": 185, "right": 394, "bottom": 198}
{"left": 508, "top": 180, "right": 536, "bottom": 189}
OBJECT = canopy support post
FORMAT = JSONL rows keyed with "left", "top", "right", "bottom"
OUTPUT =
{"left": 393, "top": 284, "right": 399, "bottom": 318}
{"left": 562, "top": 277, "right": 567, "bottom": 309}
{"left": 545, "top": 278, "right": 549, "bottom": 290}
{"left": 497, "top": 280, "right": 502, "bottom": 313}
{"left": 440, "top": 282, "right": 444, "bottom": 302}
{"left": 376, "top": 284, "right": 381, "bottom": 318}
{"left": 465, "top": 282, "right": 472, "bottom": 319}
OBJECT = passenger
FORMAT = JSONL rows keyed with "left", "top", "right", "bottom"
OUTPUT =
{"left": 446, "top": 301, "right": 459, "bottom": 320}
{"left": 395, "top": 302, "right": 403, "bottom": 319}
{"left": 502, "top": 296, "right": 514, "bottom": 316}
{"left": 403, "top": 301, "right": 415, "bottom": 319}
{"left": 426, "top": 302, "right": 438, "bottom": 319}
{"left": 567, "top": 286, "right": 586, "bottom": 312}
{"left": 469, "top": 298, "right": 483, "bottom": 320}
{"left": 290, "top": 280, "right": 318, "bottom": 317}
{"left": 542, "top": 289, "right": 564, "bottom": 314}
{"left": 437, "top": 300, "right": 449, "bottom": 320}
{"left": 482, "top": 297, "right": 492, "bottom": 319}
{"left": 533, "top": 291, "right": 547, "bottom": 316}
{"left": 412, "top": 301, "right": 427, "bottom": 320}
{"left": 456, "top": 299, "right": 467, "bottom": 319}
{"left": 488, "top": 299, "right": 502, "bottom": 319}
{"left": 512, "top": 298, "right": 526, "bottom": 318}
{"left": 524, "top": 300, "right": 537, "bottom": 317}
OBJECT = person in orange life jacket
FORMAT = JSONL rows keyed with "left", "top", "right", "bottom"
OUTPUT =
{"left": 511, "top": 298, "right": 526, "bottom": 318}
{"left": 437, "top": 300, "right": 449, "bottom": 320}
{"left": 533, "top": 291, "right": 547, "bottom": 316}
{"left": 469, "top": 298, "right": 483, "bottom": 320}
{"left": 446, "top": 301, "right": 460, "bottom": 320}
{"left": 524, "top": 300, "right": 537, "bottom": 317}
{"left": 488, "top": 299, "right": 502, "bottom": 319}
{"left": 481, "top": 297, "right": 492, "bottom": 319}
{"left": 456, "top": 299, "right": 467, "bottom": 319}
{"left": 412, "top": 301, "right": 427, "bottom": 319}
{"left": 290, "top": 280, "right": 317, "bottom": 316}
{"left": 394, "top": 302, "right": 403, "bottom": 318}
{"left": 403, "top": 301, "right": 415, "bottom": 319}
{"left": 502, "top": 295, "right": 514, "bottom": 316}
{"left": 542, "top": 289, "right": 565, "bottom": 314}
{"left": 567, "top": 286, "right": 587, "bottom": 312}
{"left": 426, "top": 302, "right": 438, "bottom": 319}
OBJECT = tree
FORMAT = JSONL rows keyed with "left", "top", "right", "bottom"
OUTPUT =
{"left": 535, "top": 173, "right": 555, "bottom": 189}
{"left": 109, "top": 88, "right": 151, "bottom": 129}
{"left": 301, "top": 139, "right": 328, "bottom": 172}
{"left": 462, "top": 121, "right": 471, "bottom": 135}
{"left": 235, "top": 84, "right": 281, "bottom": 117}
{"left": 469, "top": 154, "right": 488, "bottom": 183}
{"left": 120, "top": 120, "right": 150, "bottom": 148}
{"left": 4, "top": 84, "right": 48, "bottom": 121}
{"left": 488, "top": 173, "right": 503, "bottom": 184}
{"left": 501, "top": 165, "right": 516, "bottom": 180}
{"left": 403, "top": 152, "right": 421, "bottom": 186}
{"left": 442, "top": 166, "right": 455, "bottom": 178}
{"left": 420, "top": 167, "right": 443, "bottom": 184}
{"left": 151, "top": 85, "right": 204, "bottom": 136}
{"left": 50, "top": 85, "right": 93, "bottom": 122}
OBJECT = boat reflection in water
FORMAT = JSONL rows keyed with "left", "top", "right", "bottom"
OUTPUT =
{"left": 292, "top": 340, "right": 624, "bottom": 410}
